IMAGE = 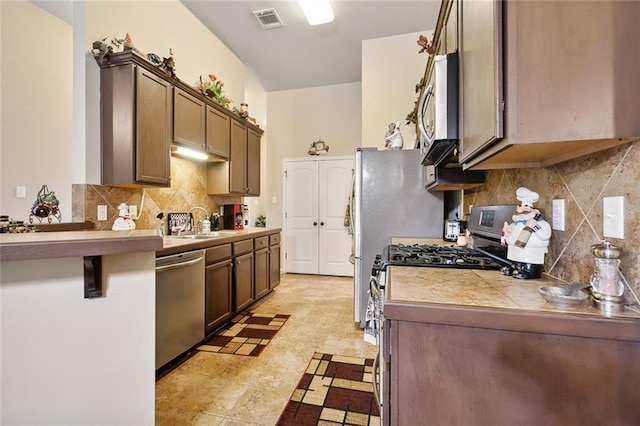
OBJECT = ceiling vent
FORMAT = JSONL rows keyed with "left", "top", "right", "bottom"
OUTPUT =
{"left": 253, "top": 8, "right": 284, "bottom": 30}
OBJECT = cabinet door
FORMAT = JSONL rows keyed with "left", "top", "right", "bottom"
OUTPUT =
{"left": 229, "top": 120, "right": 248, "bottom": 194}
{"left": 206, "top": 106, "right": 230, "bottom": 159}
{"left": 246, "top": 128, "right": 261, "bottom": 196}
{"left": 173, "top": 88, "right": 205, "bottom": 150}
{"left": 254, "top": 248, "right": 268, "bottom": 300}
{"left": 136, "top": 67, "right": 172, "bottom": 185}
{"left": 205, "top": 259, "right": 232, "bottom": 333}
{"left": 234, "top": 252, "right": 254, "bottom": 312}
{"left": 269, "top": 244, "right": 281, "bottom": 289}
{"left": 458, "top": 0, "right": 503, "bottom": 163}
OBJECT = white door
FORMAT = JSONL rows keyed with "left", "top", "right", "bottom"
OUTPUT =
{"left": 318, "top": 159, "right": 353, "bottom": 276}
{"left": 284, "top": 157, "right": 354, "bottom": 276}
{"left": 284, "top": 161, "right": 319, "bottom": 274}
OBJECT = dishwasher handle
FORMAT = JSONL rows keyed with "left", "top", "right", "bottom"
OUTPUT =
{"left": 155, "top": 256, "right": 204, "bottom": 273}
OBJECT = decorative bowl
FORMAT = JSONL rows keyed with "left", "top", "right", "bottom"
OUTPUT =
{"left": 539, "top": 284, "right": 589, "bottom": 305}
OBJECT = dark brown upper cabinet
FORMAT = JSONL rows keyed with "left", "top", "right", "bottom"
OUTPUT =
{"left": 99, "top": 53, "right": 173, "bottom": 187}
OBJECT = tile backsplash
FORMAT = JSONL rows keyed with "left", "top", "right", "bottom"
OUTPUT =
{"left": 464, "top": 138, "right": 640, "bottom": 303}
{"left": 73, "top": 156, "right": 241, "bottom": 234}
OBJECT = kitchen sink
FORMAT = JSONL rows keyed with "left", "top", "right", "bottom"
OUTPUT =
{"left": 165, "top": 231, "right": 235, "bottom": 240}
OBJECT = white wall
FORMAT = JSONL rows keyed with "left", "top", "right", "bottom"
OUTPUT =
{"left": 0, "top": 0, "right": 267, "bottom": 223}
{"left": 1, "top": 252, "right": 156, "bottom": 424}
{"left": 265, "top": 82, "right": 362, "bottom": 229}
{"left": 362, "top": 31, "right": 430, "bottom": 150}
{"left": 0, "top": 0, "right": 73, "bottom": 222}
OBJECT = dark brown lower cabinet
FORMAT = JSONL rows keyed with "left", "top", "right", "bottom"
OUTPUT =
{"left": 383, "top": 306, "right": 640, "bottom": 425}
{"left": 254, "top": 247, "right": 268, "bottom": 300}
{"left": 204, "top": 259, "right": 232, "bottom": 334}
{"left": 234, "top": 251, "right": 254, "bottom": 312}
{"left": 269, "top": 244, "right": 280, "bottom": 290}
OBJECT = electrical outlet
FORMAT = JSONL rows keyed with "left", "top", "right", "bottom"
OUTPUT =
{"left": 129, "top": 205, "right": 138, "bottom": 219}
{"left": 603, "top": 196, "right": 624, "bottom": 239}
{"left": 16, "top": 186, "right": 26, "bottom": 199}
{"left": 551, "top": 199, "right": 565, "bottom": 231}
{"left": 97, "top": 205, "right": 108, "bottom": 221}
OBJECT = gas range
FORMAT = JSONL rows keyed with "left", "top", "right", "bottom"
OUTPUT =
{"left": 381, "top": 243, "right": 508, "bottom": 270}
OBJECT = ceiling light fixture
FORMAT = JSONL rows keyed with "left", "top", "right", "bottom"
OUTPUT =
{"left": 172, "top": 146, "right": 209, "bottom": 161}
{"left": 299, "top": 0, "right": 334, "bottom": 26}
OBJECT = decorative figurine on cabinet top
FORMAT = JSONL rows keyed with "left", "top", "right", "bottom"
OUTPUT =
{"left": 384, "top": 122, "right": 404, "bottom": 150}
{"left": 501, "top": 187, "right": 552, "bottom": 279}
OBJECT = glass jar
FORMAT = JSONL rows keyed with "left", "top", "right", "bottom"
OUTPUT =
{"left": 589, "top": 241, "right": 624, "bottom": 297}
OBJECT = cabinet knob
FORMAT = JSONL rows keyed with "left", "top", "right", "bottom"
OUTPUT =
{"left": 320, "top": 222, "right": 325, "bottom": 226}
{"left": 313, "top": 222, "right": 318, "bottom": 226}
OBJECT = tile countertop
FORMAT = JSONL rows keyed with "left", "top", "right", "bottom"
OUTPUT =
{"left": 386, "top": 237, "right": 640, "bottom": 320}
{"left": 0, "top": 228, "right": 282, "bottom": 261}
{"left": 158, "top": 227, "right": 281, "bottom": 256}
{"left": 0, "top": 229, "right": 163, "bottom": 262}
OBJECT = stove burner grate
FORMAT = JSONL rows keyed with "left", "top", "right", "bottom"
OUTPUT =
{"left": 383, "top": 244, "right": 507, "bottom": 270}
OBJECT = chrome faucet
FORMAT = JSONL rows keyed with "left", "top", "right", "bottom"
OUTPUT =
{"left": 188, "top": 206, "right": 210, "bottom": 233}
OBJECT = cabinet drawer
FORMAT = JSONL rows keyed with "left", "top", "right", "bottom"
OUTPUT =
{"left": 269, "top": 233, "right": 281, "bottom": 246}
{"left": 254, "top": 236, "right": 269, "bottom": 250}
{"left": 206, "top": 244, "right": 232, "bottom": 264}
{"left": 233, "top": 239, "right": 254, "bottom": 256}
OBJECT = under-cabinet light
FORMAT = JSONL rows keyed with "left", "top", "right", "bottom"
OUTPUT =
{"left": 172, "top": 146, "right": 209, "bottom": 161}
{"left": 299, "top": 0, "right": 334, "bottom": 25}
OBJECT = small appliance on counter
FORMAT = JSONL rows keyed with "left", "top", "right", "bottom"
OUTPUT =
{"left": 222, "top": 204, "right": 245, "bottom": 230}
{"left": 444, "top": 218, "right": 462, "bottom": 242}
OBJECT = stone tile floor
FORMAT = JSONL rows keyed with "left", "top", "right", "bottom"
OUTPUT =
{"left": 155, "top": 274, "right": 377, "bottom": 425}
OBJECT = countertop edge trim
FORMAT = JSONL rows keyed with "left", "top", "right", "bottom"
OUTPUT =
{"left": 384, "top": 301, "right": 640, "bottom": 342}
{"left": 0, "top": 236, "right": 163, "bottom": 262}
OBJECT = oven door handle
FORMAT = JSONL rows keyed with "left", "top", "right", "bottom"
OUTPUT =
{"left": 372, "top": 350, "right": 381, "bottom": 409}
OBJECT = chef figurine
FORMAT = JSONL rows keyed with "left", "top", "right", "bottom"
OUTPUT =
{"left": 112, "top": 203, "right": 136, "bottom": 231}
{"left": 501, "top": 187, "right": 551, "bottom": 279}
{"left": 384, "top": 122, "right": 404, "bottom": 150}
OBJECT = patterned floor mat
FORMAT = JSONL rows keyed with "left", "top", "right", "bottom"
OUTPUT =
{"left": 277, "top": 352, "right": 380, "bottom": 425}
{"left": 197, "top": 312, "right": 290, "bottom": 357}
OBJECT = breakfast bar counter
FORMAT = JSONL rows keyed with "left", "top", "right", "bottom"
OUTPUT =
{"left": 0, "top": 230, "right": 161, "bottom": 424}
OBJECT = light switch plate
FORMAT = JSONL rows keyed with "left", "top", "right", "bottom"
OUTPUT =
{"left": 551, "top": 199, "right": 566, "bottom": 231}
{"left": 603, "top": 196, "right": 624, "bottom": 239}
{"left": 16, "top": 186, "right": 26, "bottom": 199}
{"left": 97, "top": 205, "right": 108, "bottom": 221}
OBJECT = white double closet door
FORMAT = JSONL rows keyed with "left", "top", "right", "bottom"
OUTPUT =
{"left": 284, "top": 156, "right": 354, "bottom": 277}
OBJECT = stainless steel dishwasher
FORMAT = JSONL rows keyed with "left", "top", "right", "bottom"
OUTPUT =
{"left": 156, "top": 249, "right": 205, "bottom": 370}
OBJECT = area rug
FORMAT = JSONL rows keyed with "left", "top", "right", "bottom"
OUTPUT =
{"left": 197, "top": 312, "right": 290, "bottom": 357}
{"left": 277, "top": 352, "right": 380, "bottom": 426}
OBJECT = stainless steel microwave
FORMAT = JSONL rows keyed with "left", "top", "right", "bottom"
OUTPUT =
{"left": 418, "top": 52, "right": 459, "bottom": 166}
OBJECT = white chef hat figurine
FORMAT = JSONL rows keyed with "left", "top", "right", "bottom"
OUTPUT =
{"left": 501, "top": 187, "right": 551, "bottom": 279}
{"left": 384, "top": 122, "right": 404, "bottom": 150}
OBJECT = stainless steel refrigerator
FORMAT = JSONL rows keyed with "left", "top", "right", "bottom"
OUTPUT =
{"left": 352, "top": 148, "right": 444, "bottom": 326}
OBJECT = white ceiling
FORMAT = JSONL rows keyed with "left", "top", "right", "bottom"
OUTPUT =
{"left": 29, "top": 0, "right": 442, "bottom": 92}
{"left": 180, "top": 0, "right": 441, "bottom": 91}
